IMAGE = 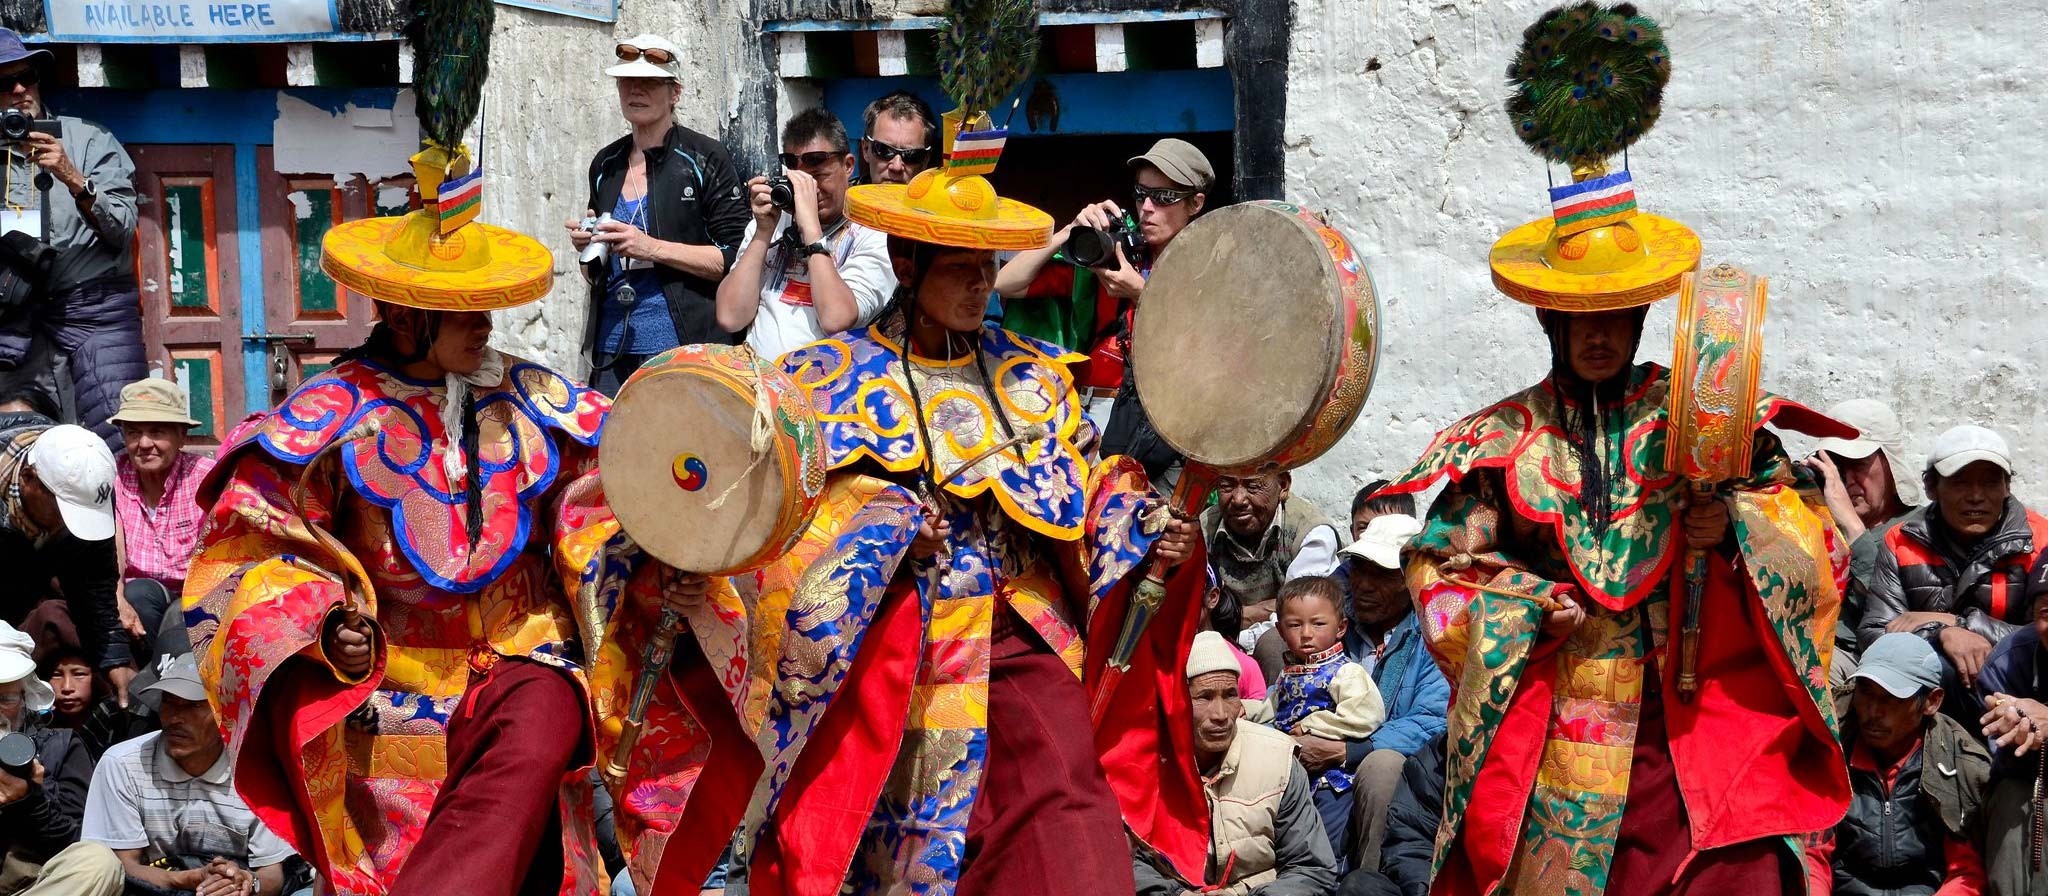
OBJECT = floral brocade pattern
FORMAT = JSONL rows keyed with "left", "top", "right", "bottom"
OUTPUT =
{"left": 1392, "top": 366, "right": 1846, "bottom": 896}
{"left": 186, "top": 359, "right": 729, "bottom": 896}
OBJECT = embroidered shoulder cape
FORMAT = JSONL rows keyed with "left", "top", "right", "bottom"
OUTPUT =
{"left": 710, "top": 324, "right": 1209, "bottom": 895}
{"left": 1382, "top": 363, "right": 1853, "bottom": 896}
{"left": 185, "top": 357, "right": 756, "bottom": 896}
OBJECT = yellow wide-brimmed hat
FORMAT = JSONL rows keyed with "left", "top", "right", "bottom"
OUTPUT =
{"left": 1488, "top": 196, "right": 1702, "bottom": 312}
{"left": 320, "top": 144, "right": 553, "bottom": 312}
{"left": 845, "top": 110, "right": 1052, "bottom": 252}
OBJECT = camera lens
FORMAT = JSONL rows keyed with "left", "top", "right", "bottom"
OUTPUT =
{"left": 766, "top": 176, "right": 796, "bottom": 211}
{"left": 0, "top": 110, "right": 29, "bottom": 142}
{"left": 1064, "top": 226, "right": 1117, "bottom": 270}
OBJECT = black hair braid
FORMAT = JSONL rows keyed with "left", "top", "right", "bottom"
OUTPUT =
{"left": 1539, "top": 309, "right": 1646, "bottom": 538}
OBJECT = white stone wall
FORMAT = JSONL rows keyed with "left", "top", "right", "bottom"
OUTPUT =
{"left": 1284, "top": 0, "right": 2048, "bottom": 512}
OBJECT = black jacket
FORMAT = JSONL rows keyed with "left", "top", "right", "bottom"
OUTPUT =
{"left": 581, "top": 124, "right": 751, "bottom": 357}
{"left": 1378, "top": 732, "right": 1444, "bottom": 896}
{"left": 0, "top": 419, "right": 126, "bottom": 671}
{"left": 0, "top": 718, "right": 92, "bottom": 861}
{"left": 1861, "top": 500, "right": 2047, "bottom": 651}
{"left": 1829, "top": 712, "right": 1989, "bottom": 896}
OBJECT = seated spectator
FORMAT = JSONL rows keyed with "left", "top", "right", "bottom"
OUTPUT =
{"left": 1337, "top": 733, "right": 1445, "bottom": 896}
{"left": 1863, "top": 425, "right": 2046, "bottom": 722}
{"left": 1246, "top": 577, "right": 1385, "bottom": 868}
{"left": 37, "top": 644, "right": 154, "bottom": 762}
{"left": 1345, "top": 480, "right": 1415, "bottom": 541}
{"left": 81, "top": 654, "right": 297, "bottom": 896}
{"left": 1134, "top": 631, "right": 1338, "bottom": 896}
{"left": 0, "top": 422, "right": 130, "bottom": 708}
{"left": 1806, "top": 633, "right": 1989, "bottom": 896}
{"left": 1200, "top": 583, "right": 1269, "bottom": 702}
{"left": 1317, "top": 514, "right": 1447, "bottom": 870}
{"left": 1977, "top": 578, "right": 2048, "bottom": 896}
{"left": 0, "top": 621, "right": 120, "bottom": 896}
{"left": 857, "top": 90, "right": 936, "bottom": 186}
{"left": 715, "top": 108, "right": 894, "bottom": 360}
{"left": 110, "top": 378, "right": 213, "bottom": 666}
{"left": 1200, "top": 470, "right": 1341, "bottom": 680}
{"left": 1803, "top": 399, "right": 1922, "bottom": 671}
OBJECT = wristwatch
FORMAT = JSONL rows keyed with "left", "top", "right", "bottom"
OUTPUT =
{"left": 72, "top": 179, "right": 95, "bottom": 205}
{"left": 795, "top": 239, "right": 831, "bottom": 259}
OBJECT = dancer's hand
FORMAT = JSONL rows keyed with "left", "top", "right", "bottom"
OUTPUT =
{"left": 322, "top": 607, "right": 375, "bottom": 678}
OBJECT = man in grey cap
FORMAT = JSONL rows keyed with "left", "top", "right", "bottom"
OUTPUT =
{"left": 1804, "top": 632, "right": 1989, "bottom": 896}
{"left": 994, "top": 138, "right": 1214, "bottom": 483}
{"left": 1863, "top": 424, "right": 2048, "bottom": 719}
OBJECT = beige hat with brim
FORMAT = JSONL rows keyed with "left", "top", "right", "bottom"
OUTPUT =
{"left": 108, "top": 378, "right": 200, "bottom": 428}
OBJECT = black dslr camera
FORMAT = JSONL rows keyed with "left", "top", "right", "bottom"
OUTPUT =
{"left": 763, "top": 174, "right": 796, "bottom": 211}
{"left": 0, "top": 108, "right": 59, "bottom": 142}
{"left": 1062, "top": 211, "right": 1146, "bottom": 272}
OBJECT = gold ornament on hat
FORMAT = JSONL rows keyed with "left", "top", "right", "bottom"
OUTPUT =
{"left": 318, "top": 0, "right": 552, "bottom": 312}
{"left": 842, "top": 0, "right": 1053, "bottom": 252}
{"left": 1487, "top": 3, "right": 1701, "bottom": 311}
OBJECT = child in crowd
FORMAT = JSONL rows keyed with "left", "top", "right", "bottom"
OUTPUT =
{"left": 1247, "top": 575, "right": 1385, "bottom": 867}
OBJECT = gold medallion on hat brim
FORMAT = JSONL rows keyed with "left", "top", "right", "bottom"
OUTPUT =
{"left": 320, "top": 211, "right": 554, "bottom": 312}
{"left": 1488, "top": 212, "right": 1702, "bottom": 312}
{"left": 845, "top": 170, "right": 1053, "bottom": 252}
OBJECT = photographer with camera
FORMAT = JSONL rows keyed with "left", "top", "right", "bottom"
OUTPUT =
{"left": 0, "top": 31, "right": 143, "bottom": 454}
{"left": 0, "top": 621, "right": 123, "bottom": 896}
{"left": 565, "top": 34, "right": 751, "bottom": 395}
{"left": 994, "top": 139, "right": 1210, "bottom": 482}
{"left": 714, "top": 108, "right": 893, "bottom": 360}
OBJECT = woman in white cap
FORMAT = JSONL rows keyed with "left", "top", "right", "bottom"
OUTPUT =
{"left": 566, "top": 34, "right": 753, "bottom": 394}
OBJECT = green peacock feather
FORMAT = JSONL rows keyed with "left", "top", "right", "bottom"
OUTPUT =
{"left": 407, "top": 0, "right": 495, "bottom": 149}
{"left": 1505, "top": 2, "right": 1670, "bottom": 169}
{"left": 935, "top": 0, "right": 1041, "bottom": 122}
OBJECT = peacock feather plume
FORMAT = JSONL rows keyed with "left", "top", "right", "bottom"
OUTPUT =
{"left": 407, "top": 0, "right": 495, "bottom": 150}
{"left": 1505, "top": 2, "right": 1670, "bottom": 169}
{"left": 935, "top": 0, "right": 1041, "bottom": 121}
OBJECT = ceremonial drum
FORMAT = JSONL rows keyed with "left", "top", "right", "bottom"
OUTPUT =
{"left": 600, "top": 345, "right": 828, "bottom": 575}
{"left": 1131, "top": 201, "right": 1381, "bottom": 470}
{"left": 1665, "top": 262, "right": 1768, "bottom": 485}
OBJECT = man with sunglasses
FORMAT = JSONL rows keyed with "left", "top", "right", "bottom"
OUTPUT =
{"left": 995, "top": 138, "right": 1211, "bottom": 482}
{"left": 569, "top": 33, "right": 751, "bottom": 394}
{"left": 858, "top": 91, "right": 937, "bottom": 186}
{"left": 0, "top": 30, "right": 143, "bottom": 454}
{"left": 715, "top": 108, "right": 894, "bottom": 360}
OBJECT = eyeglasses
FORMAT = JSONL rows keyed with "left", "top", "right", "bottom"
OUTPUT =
{"left": 614, "top": 43, "right": 676, "bottom": 65}
{"left": 863, "top": 138, "right": 929, "bottom": 166}
{"left": 1133, "top": 185, "right": 1195, "bottom": 208}
{"left": 0, "top": 70, "right": 38, "bottom": 93}
{"left": 779, "top": 151, "right": 842, "bottom": 172}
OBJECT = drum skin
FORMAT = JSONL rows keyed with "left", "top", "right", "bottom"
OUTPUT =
{"left": 1131, "top": 200, "right": 1380, "bottom": 470}
{"left": 600, "top": 344, "right": 828, "bottom": 575}
{"left": 1665, "top": 263, "right": 1768, "bottom": 485}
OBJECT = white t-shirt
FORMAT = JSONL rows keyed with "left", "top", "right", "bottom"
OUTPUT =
{"left": 737, "top": 213, "right": 896, "bottom": 360}
{"left": 81, "top": 731, "right": 297, "bottom": 868}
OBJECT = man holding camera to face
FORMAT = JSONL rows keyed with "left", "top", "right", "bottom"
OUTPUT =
{"left": 995, "top": 138, "right": 1210, "bottom": 482}
{"left": 0, "top": 31, "right": 142, "bottom": 454}
{"left": 714, "top": 108, "right": 894, "bottom": 360}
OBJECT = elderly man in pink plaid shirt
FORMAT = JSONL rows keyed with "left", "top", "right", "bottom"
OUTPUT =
{"left": 109, "top": 378, "right": 213, "bottom": 665}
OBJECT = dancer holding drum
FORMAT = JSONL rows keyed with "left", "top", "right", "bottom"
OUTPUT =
{"left": 1377, "top": 7, "right": 1851, "bottom": 895}
{"left": 181, "top": 13, "right": 747, "bottom": 896}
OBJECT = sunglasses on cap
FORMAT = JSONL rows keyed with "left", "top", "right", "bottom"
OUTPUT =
{"left": 862, "top": 138, "right": 929, "bottom": 166}
{"left": 615, "top": 43, "right": 676, "bottom": 65}
{"left": 1133, "top": 185, "right": 1195, "bottom": 208}
{"left": 0, "top": 69, "right": 38, "bottom": 92}
{"left": 779, "top": 151, "right": 842, "bottom": 171}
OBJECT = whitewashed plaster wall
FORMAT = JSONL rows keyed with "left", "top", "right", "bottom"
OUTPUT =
{"left": 1284, "top": 0, "right": 2048, "bottom": 512}
{"left": 478, "top": 1, "right": 754, "bottom": 371}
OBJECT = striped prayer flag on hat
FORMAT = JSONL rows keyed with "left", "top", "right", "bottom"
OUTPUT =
{"left": 432, "top": 167, "right": 483, "bottom": 235}
{"left": 1548, "top": 170, "right": 1638, "bottom": 237}
{"left": 945, "top": 128, "right": 1008, "bottom": 177}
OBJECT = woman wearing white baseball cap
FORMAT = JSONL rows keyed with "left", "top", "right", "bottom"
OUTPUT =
{"left": 566, "top": 33, "right": 754, "bottom": 395}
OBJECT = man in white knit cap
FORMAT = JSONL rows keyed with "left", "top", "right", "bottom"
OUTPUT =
{"left": 1132, "top": 631, "right": 1339, "bottom": 896}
